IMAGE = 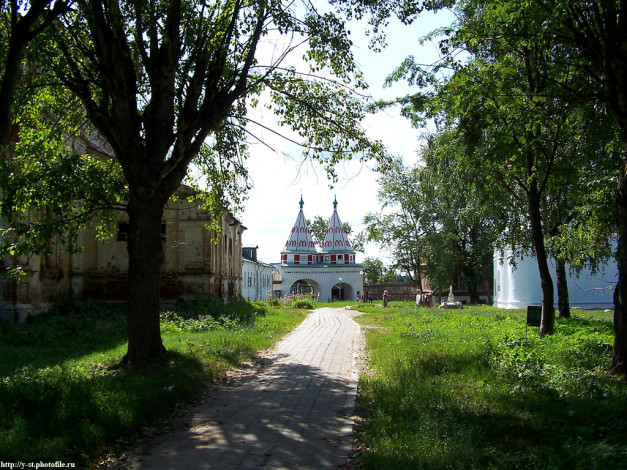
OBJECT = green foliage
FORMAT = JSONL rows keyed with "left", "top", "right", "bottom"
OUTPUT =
{"left": 364, "top": 159, "right": 428, "bottom": 284}
{"left": 0, "top": 83, "right": 126, "bottom": 260}
{"left": 0, "top": 299, "right": 305, "bottom": 464}
{"left": 160, "top": 298, "right": 267, "bottom": 332}
{"left": 185, "top": 137, "right": 251, "bottom": 236}
{"left": 362, "top": 257, "right": 385, "bottom": 283}
{"left": 265, "top": 72, "right": 388, "bottom": 181}
{"left": 365, "top": 151, "right": 497, "bottom": 296}
{"left": 268, "top": 293, "right": 318, "bottom": 310}
{"left": 352, "top": 304, "right": 626, "bottom": 469}
{"left": 289, "top": 294, "right": 318, "bottom": 309}
{"left": 381, "top": 0, "right": 621, "bottom": 274}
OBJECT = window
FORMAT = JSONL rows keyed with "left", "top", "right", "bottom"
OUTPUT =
{"left": 117, "top": 223, "right": 129, "bottom": 241}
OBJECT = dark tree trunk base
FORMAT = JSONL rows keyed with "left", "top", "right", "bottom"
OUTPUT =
{"left": 106, "top": 346, "right": 168, "bottom": 370}
{"left": 556, "top": 257, "right": 571, "bottom": 319}
{"left": 123, "top": 192, "right": 168, "bottom": 366}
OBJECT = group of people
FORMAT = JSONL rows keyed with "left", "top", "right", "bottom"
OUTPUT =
{"left": 416, "top": 290, "right": 434, "bottom": 308}
{"left": 356, "top": 289, "right": 433, "bottom": 308}
{"left": 356, "top": 291, "right": 374, "bottom": 303}
{"left": 356, "top": 290, "right": 389, "bottom": 307}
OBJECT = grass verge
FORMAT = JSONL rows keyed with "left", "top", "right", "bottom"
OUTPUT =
{"left": 0, "top": 299, "right": 307, "bottom": 465}
{"left": 352, "top": 303, "right": 626, "bottom": 469}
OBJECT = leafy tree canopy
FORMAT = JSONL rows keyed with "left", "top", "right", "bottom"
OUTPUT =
{"left": 362, "top": 256, "right": 384, "bottom": 283}
{"left": 1, "top": 0, "right": 443, "bottom": 365}
{"left": 375, "top": 0, "right": 622, "bottom": 330}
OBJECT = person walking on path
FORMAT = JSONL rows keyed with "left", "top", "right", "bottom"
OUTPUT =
{"left": 125, "top": 307, "right": 363, "bottom": 469}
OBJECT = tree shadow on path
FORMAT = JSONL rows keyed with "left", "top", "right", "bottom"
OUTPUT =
{"left": 125, "top": 352, "right": 357, "bottom": 470}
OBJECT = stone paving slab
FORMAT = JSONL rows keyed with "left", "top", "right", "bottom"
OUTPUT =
{"left": 129, "top": 307, "right": 362, "bottom": 469}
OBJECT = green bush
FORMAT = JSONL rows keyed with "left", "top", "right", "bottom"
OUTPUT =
{"left": 160, "top": 298, "right": 267, "bottom": 332}
{"left": 264, "top": 294, "right": 316, "bottom": 309}
{"left": 287, "top": 293, "right": 317, "bottom": 309}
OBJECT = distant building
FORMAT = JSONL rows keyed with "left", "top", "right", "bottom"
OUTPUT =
{"left": 274, "top": 196, "right": 363, "bottom": 301}
{"left": 242, "top": 246, "right": 273, "bottom": 301}
{"left": 493, "top": 249, "right": 616, "bottom": 309}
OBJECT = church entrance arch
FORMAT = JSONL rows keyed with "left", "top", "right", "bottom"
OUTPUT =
{"left": 331, "top": 282, "right": 354, "bottom": 301}
{"left": 289, "top": 279, "right": 321, "bottom": 299}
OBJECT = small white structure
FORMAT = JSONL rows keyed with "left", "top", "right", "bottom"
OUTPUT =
{"left": 274, "top": 197, "right": 363, "bottom": 302}
{"left": 442, "top": 285, "right": 463, "bottom": 309}
{"left": 242, "top": 246, "right": 274, "bottom": 301}
{"left": 493, "top": 249, "right": 617, "bottom": 310}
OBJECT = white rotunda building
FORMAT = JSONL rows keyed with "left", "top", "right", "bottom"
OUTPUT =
{"left": 274, "top": 197, "right": 364, "bottom": 301}
{"left": 493, "top": 249, "right": 616, "bottom": 310}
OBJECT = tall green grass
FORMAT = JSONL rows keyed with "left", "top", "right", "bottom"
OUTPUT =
{"left": 0, "top": 299, "right": 306, "bottom": 465}
{"left": 353, "top": 304, "right": 626, "bottom": 469}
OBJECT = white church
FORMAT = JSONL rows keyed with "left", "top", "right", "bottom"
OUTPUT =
{"left": 273, "top": 197, "right": 364, "bottom": 302}
{"left": 493, "top": 249, "right": 617, "bottom": 310}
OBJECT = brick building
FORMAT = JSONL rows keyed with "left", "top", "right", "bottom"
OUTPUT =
{"left": 1, "top": 133, "right": 244, "bottom": 322}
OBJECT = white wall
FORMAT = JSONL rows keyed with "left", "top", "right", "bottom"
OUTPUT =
{"left": 242, "top": 259, "right": 274, "bottom": 301}
{"left": 277, "top": 265, "right": 364, "bottom": 302}
{"left": 494, "top": 249, "right": 616, "bottom": 310}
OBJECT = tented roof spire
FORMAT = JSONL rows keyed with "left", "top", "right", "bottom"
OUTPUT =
{"left": 282, "top": 196, "right": 317, "bottom": 253}
{"left": 322, "top": 197, "right": 353, "bottom": 253}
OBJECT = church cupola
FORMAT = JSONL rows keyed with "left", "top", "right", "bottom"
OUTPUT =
{"left": 321, "top": 196, "right": 356, "bottom": 265}
{"left": 281, "top": 196, "right": 318, "bottom": 265}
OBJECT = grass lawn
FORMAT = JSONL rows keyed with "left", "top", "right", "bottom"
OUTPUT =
{"left": 0, "top": 299, "right": 307, "bottom": 465}
{"left": 351, "top": 302, "right": 626, "bottom": 469}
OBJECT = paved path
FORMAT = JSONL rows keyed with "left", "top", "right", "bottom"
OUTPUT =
{"left": 129, "top": 307, "right": 363, "bottom": 469}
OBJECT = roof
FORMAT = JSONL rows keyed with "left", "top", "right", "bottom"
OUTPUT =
{"left": 282, "top": 196, "right": 317, "bottom": 253}
{"left": 321, "top": 196, "right": 353, "bottom": 253}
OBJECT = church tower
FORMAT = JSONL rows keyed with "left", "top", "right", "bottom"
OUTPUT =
{"left": 275, "top": 196, "right": 363, "bottom": 301}
{"left": 280, "top": 196, "right": 318, "bottom": 265}
{"left": 320, "top": 196, "right": 356, "bottom": 265}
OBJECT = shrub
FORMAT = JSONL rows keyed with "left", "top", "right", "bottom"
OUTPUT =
{"left": 289, "top": 294, "right": 317, "bottom": 309}
{"left": 160, "top": 298, "right": 267, "bottom": 332}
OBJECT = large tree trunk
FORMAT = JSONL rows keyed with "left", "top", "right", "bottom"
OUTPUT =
{"left": 609, "top": 73, "right": 627, "bottom": 373}
{"left": 0, "top": 42, "right": 25, "bottom": 143}
{"left": 124, "top": 191, "right": 167, "bottom": 366}
{"left": 463, "top": 266, "right": 479, "bottom": 304}
{"left": 613, "top": 167, "right": 627, "bottom": 374}
{"left": 528, "top": 185, "right": 555, "bottom": 337}
{"left": 555, "top": 256, "right": 571, "bottom": 319}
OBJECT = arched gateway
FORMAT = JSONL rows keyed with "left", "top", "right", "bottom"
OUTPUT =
{"left": 274, "top": 197, "right": 363, "bottom": 302}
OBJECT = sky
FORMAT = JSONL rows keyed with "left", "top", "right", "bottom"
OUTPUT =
{"left": 237, "top": 9, "right": 455, "bottom": 265}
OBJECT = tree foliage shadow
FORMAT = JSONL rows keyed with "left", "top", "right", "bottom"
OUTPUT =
{"left": 132, "top": 354, "right": 357, "bottom": 469}
{"left": 0, "top": 300, "right": 128, "bottom": 375}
